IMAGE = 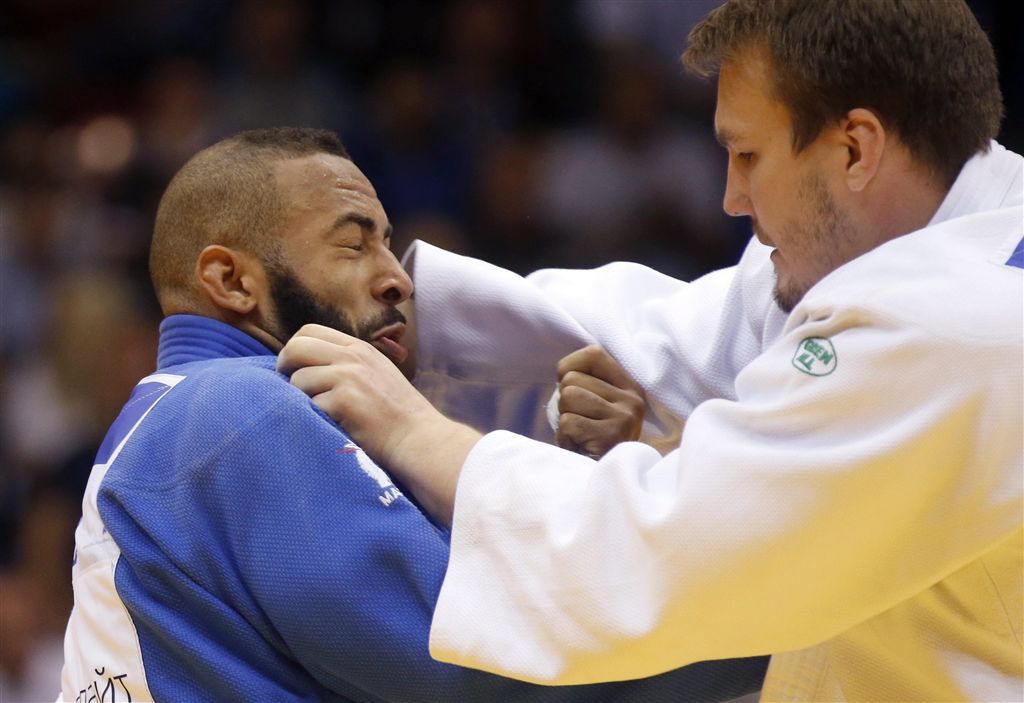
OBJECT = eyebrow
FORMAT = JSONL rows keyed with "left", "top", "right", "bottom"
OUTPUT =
{"left": 714, "top": 127, "right": 738, "bottom": 148}
{"left": 328, "top": 213, "right": 393, "bottom": 239}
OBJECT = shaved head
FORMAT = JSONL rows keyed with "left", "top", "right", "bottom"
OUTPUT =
{"left": 149, "top": 127, "right": 350, "bottom": 312}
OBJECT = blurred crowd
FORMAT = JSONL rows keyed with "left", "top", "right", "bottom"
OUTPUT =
{"left": 0, "top": 0, "right": 1019, "bottom": 699}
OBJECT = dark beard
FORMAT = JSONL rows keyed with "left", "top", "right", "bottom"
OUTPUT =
{"left": 265, "top": 261, "right": 406, "bottom": 344}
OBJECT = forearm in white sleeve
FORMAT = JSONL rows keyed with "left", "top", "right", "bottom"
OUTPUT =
{"left": 428, "top": 301, "right": 1022, "bottom": 685}
{"left": 525, "top": 235, "right": 786, "bottom": 417}
{"left": 405, "top": 241, "right": 594, "bottom": 440}
{"left": 406, "top": 237, "right": 785, "bottom": 430}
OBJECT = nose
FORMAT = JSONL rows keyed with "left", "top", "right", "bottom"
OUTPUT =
{"left": 722, "top": 160, "right": 752, "bottom": 218}
{"left": 373, "top": 249, "right": 414, "bottom": 305}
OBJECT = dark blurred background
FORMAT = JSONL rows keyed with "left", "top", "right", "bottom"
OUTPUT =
{"left": 0, "top": 1, "right": 1019, "bottom": 698}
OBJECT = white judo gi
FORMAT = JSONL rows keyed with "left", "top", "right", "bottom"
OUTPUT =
{"left": 406, "top": 141, "right": 1024, "bottom": 701}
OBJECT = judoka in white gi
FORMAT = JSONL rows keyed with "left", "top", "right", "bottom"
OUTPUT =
{"left": 278, "top": 0, "right": 1023, "bottom": 699}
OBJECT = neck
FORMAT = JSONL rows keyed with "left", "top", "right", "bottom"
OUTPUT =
{"left": 857, "top": 155, "right": 949, "bottom": 249}
{"left": 185, "top": 300, "right": 286, "bottom": 353}
{"left": 238, "top": 322, "right": 285, "bottom": 353}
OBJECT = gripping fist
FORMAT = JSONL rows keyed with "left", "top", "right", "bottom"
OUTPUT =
{"left": 554, "top": 345, "right": 646, "bottom": 458}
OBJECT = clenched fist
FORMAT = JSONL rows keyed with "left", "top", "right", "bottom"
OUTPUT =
{"left": 554, "top": 345, "right": 646, "bottom": 458}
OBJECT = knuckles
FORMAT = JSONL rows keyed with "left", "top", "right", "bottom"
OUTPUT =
{"left": 557, "top": 412, "right": 580, "bottom": 434}
{"left": 624, "top": 393, "right": 645, "bottom": 414}
{"left": 558, "top": 382, "right": 588, "bottom": 408}
{"left": 556, "top": 344, "right": 602, "bottom": 377}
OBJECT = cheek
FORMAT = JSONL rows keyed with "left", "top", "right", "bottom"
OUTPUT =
{"left": 747, "top": 177, "right": 779, "bottom": 228}
{"left": 322, "top": 279, "right": 362, "bottom": 308}
{"left": 323, "top": 270, "right": 373, "bottom": 308}
{"left": 746, "top": 162, "right": 779, "bottom": 210}
{"left": 751, "top": 169, "right": 801, "bottom": 232}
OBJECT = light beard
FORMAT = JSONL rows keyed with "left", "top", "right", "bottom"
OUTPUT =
{"left": 772, "top": 173, "right": 855, "bottom": 313}
{"left": 264, "top": 259, "right": 406, "bottom": 351}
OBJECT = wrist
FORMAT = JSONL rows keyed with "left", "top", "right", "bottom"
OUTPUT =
{"left": 387, "top": 410, "right": 481, "bottom": 526}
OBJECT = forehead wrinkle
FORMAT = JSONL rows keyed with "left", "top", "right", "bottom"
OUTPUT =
{"left": 333, "top": 188, "right": 377, "bottom": 208}
{"left": 332, "top": 176, "right": 376, "bottom": 198}
{"left": 332, "top": 184, "right": 388, "bottom": 224}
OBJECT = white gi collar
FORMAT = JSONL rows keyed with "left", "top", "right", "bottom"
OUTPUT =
{"left": 929, "top": 140, "right": 1023, "bottom": 226}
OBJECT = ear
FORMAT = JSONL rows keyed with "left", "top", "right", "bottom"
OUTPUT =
{"left": 195, "top": 245, "right": 266, "bottom": 315}
{"left": 841, "top": 108, "right": 886, "bottom": 193}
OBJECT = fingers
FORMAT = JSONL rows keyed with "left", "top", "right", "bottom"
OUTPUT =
{"left": 555, "top": 413, "right": 617, "bottom": 458}
{"left": 557, "top": 344, "right": 641, "bottom": 393}
{"left": 554, "top": 345, "right": 646, "bottom": 458}
{"left": 288, "top": 365, "right": 344, "bottom": 400}
{"left": 276, "top": 331, "right": 371, "bottom": 375}
{"left": 558, "top": 370, "right": 645, "bottom": 440}
{"left": 555, "top": 398, "right": 641, "bottom": 453}
{"left": 555, "top": 378, "right": 645, "bottom": 456}
{"left": 558, "top": 372, "right": 643, "bottom": 416}
{"left": 556, "top": 345, "right": 601, "bottom": 379}
{"left": 293, "top": 323, "right": 360, "bottom": 345}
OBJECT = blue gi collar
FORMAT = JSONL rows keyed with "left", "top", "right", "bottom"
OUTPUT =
{"left": 157, "top": 314, "right": 276, "bottom": 369}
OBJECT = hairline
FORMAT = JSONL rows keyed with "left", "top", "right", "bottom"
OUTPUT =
{"left": 149, "top": 128, "right": 352, "bottom": 312}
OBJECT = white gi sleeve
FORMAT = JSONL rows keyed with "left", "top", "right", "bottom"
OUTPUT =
{"left": 427, "top": 279, "right": 1023, "bottom": 685}
{"left": 405, "top": 241, "right": 594, "bottom": 441}
{"left": 407, "top": 236, "right": 785, "bottom": 431}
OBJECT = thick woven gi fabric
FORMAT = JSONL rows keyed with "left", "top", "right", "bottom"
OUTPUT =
{"left": 414, "top": 142, "right": 1023, "bottom": 701}
{"left": 61, "top": 314, "right": 767, "bottom": 702}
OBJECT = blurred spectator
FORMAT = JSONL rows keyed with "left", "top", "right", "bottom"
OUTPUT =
{"left": 350, "top": 61, "right": 474, "bottom": 227}
{"left": 392, "top": 213, "right": 473, "bottom": 262}
{"left": 1, "top": 269, "right": 159, "bottom": 700}
{"left": 535, "top": 48, "right": 731, "bottom": 277}
{"left": 0, "top": 181, "right": 58, "bottom": 362}
{"left": 0, "top": 571, "right": 65, "bottom": 702}
{"left": 470, "top": 134, "right": 560, "bottom": 274}
{"left": 213, "top": 0, "right": 356, "bottom": 135}
{"left": 440, "top": 0, "right": 524, "bottom": 147}
{"left": 127, "top": 59, "right": 218, "bottom": 202}
{"left": 578, "top": 0, "right": 722, "bottom": 68}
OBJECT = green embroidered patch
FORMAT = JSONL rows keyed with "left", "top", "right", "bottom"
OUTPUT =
{"left": 792, "top": 337, "right": 837, "bottom": 376}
